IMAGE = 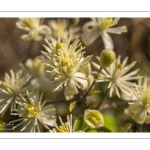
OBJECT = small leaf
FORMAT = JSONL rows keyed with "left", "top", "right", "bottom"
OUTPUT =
{"left": 87, "top": 90, "right": 101, "bottom": 96}
{"left": 69, "top": 101, "right": 77, "bottom": 112}
{"left": 100, "top": 127, "right": 112, "bottom": 132}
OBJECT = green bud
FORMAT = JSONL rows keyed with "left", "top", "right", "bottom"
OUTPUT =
{"left": 99, "top": 49, "right": 116, "bottom": 68}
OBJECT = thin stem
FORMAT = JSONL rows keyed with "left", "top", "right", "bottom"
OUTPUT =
{"left": 79, "top": 90, "right": 88, "bottom": 109}
{"left": 82, "top": 100, "right": 88, "bottom": 109}
{"left": 95, "top": 87, "right": 110, "bottom": 110}
{"left": 83, "top": 66, "right": 102, "bottom": 98}
{"left": 99, "top": 101, "right": 128, "bottom": 111}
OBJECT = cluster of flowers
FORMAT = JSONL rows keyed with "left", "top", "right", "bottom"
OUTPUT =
{"left": 0, "top": 18, "right": 149, "bottom": 132}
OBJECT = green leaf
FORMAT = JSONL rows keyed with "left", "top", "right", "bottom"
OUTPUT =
{"left": 75, "top": 117, "right": 87, "bottom": 131}
{"left": 86, "top": 128, "right": 97, "bottom": 132}
{"left": 87, "top": 90, "right": 101, "bottom": 96}
{"left": 103, "top": 113, "right": 117, "bottom": 132}
{"left": 69, "top": 101, "right": 77, "bottom": 112}
{"left": 100, "top": 127, "right": 112, "bottom": 132}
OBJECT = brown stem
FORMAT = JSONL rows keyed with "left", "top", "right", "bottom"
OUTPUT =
{"left": 46, "top": 97, "right": 82, "bottom": 105}
{"left": 83, "top": 66, "right": 102, "bottom": 98}
{"left": 99, "top": 101, "right": 128, "bottom": 111}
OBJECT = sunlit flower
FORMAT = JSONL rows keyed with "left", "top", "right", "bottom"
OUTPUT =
{"left": 48, "top": 19, "right": 80, "bottom": 40}
{"left": 41, "top": 36, "right": 92, "bottom": 97}
{"left": 81, "top": 18, "right": 127, "bottom": 49}
{"left": 49, "top": 114, "right": 85, "bottom": 132}
{"left": 92, "top": 56, "right": 140, "bottom": 97}
{"left": 10, "top": 91, "right": 56, "bottom": 132}
{"left": 125, "top": 77, "right": 150, "bottom": 124}
{"left": 16, "top": 18, "right": 51, "bottom": 41}
{"left": 0, "top": 70, "right": 30, "bottom": 116}
{"left": 84, "top": 109, "right": 104, "bottom": 129}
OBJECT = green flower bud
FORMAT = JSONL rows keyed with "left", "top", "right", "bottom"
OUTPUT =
{"left": 99, "top": 49, "right": 116, "bottom": 68}
{"left": 84, "top": 109, "right": 104, "bottom": 129}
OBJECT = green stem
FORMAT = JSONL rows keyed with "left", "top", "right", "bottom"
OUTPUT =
{"left": 95, "top": 87, "right": 110, "bottom": 110}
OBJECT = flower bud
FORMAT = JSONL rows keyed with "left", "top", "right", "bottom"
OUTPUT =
{"left": 99, "top": 49, "right": 116, "bottom": 68}
{"left": 84, "top": 109, "right": 104, "bottom": 129}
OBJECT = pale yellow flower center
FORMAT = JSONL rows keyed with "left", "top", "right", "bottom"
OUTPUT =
{"left": 86, "top": 112, "right": 101, "bottom": 126}
{"left": 59, "top": 55, "right": 74, "bottom": 74}
{"left": 98, "top": 18, "right": 119, "bottom": 32}
{"left": 117, "top": 63, "right": 122, "bottom": 69}
{"left": 54, "top": 42, "right": 76, "bottom": 75}
{"left": 56, "top": 123, "right": 72, "bottom": 132}
{"left": 55, "top": 42, "right": 64, "bottom": 55}
{"left": 21, "top": 103, "right": 41, "bottom": 118}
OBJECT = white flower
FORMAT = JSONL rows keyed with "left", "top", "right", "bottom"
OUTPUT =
{"left": 10, "top": 91, "right": 56, "bottom": 132}
{"left": 24, "top": 57, "right": 46, "bottom": 77}
{"left": 81, "top": 18, "right": 127, "bottom": 49}
{"left": 50, "top": 114, "right": 84, "bottom": 132}
{"left": 16, "top": 18, "right": 51, "bottom": 41}
{"left": 0, "top": 69, "right": 30, "bottom": 116}
{"left": 84, "top": 109, "right": 104, "bottom": 129}
{"left": 20, "top": 57, "right": 53, "bottom": 91}
{"left": 92, "top": 56, "right": 141, "bottom": 97}
{"left": 125, "top": 77, "right": 150, "bottom": 124}
{"left": 41, "top": 36, "right": 92, "bottom": 97}
{"left": 48, "top": 19, "right": 80, "bottom": 40}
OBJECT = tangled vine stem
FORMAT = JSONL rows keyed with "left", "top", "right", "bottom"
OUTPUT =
{"left": 46, "top": 67, "right": 103, "bottom": 107}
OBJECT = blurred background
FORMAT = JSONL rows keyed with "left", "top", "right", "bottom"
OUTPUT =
{"left": 0, "top": 18, "right": 150, "bottom": 132}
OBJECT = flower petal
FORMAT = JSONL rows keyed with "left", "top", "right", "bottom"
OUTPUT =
{"left": 107, "top": 26, "right": 127, "bottom": 34}
{"left": 65, "top": 79, "right": 78, "bottom": 96}
{"left": 73, "top": 72, "right": 88, "bottom": 90}
{"left": 101, "top": 32, "right": 114, "bottom": 49}
{"left": 81, "top": 28, "right": 100, "bottom": 46}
